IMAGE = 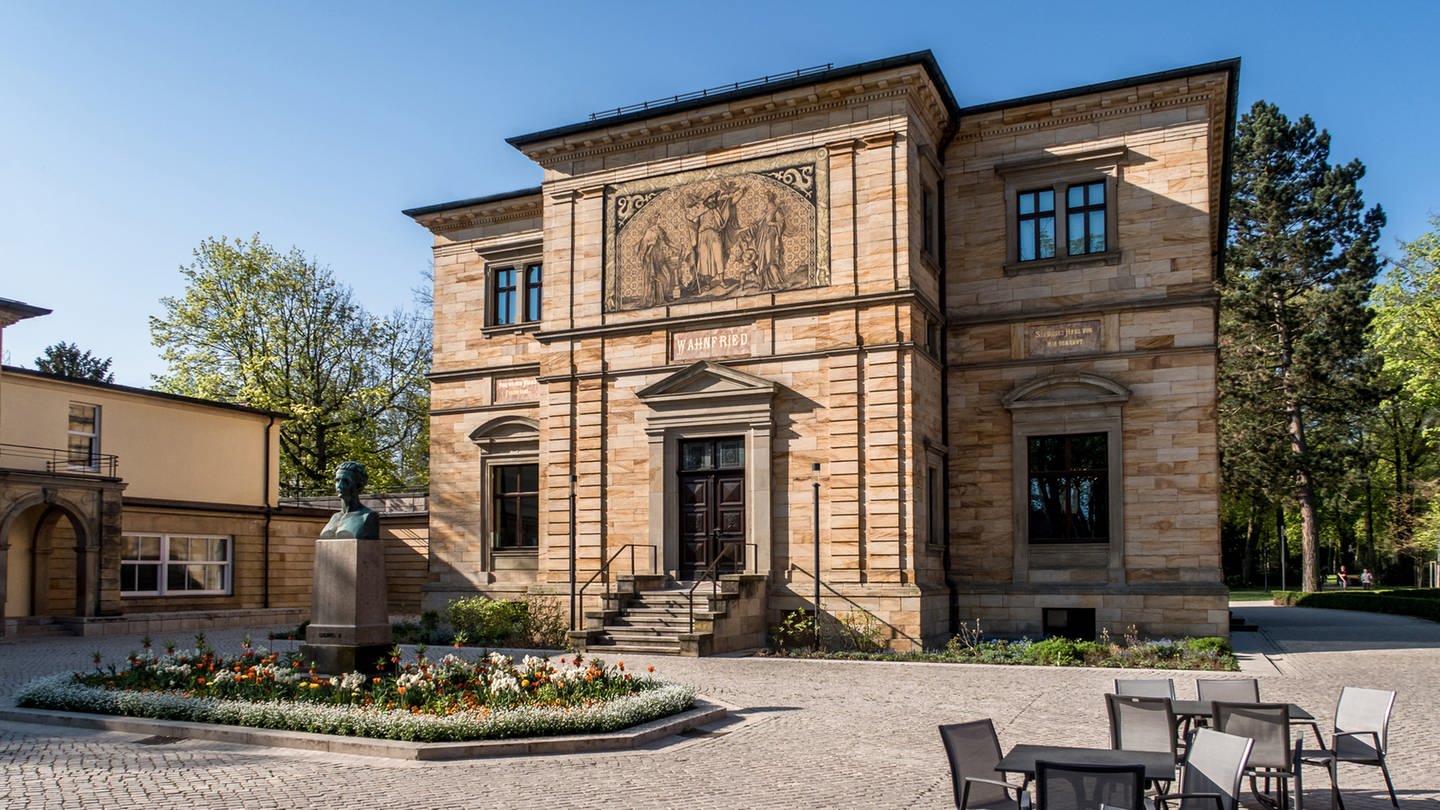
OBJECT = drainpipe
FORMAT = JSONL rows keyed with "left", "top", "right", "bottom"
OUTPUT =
{"left": 262, "top": 415, "right": 275, "bottom": 609}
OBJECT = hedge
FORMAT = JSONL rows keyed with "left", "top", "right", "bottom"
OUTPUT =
{"left": 1271, "top": 588, "right": 1440, "bottom": 622}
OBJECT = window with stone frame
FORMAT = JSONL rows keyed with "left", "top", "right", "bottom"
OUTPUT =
{"left": 491, "top": 463, "right": 539, "bottom": 549}
{"left": 488, "top": 262, "right": 542, "bottom": 326}
{"left": 997, "top": 147, "right": 1124, "bottom": 274}
{"left": 1026, "top": 432, "right": 1109, "bottom": 544}
{"left": 121, "top": 534, "right": 232, "bottom": 596}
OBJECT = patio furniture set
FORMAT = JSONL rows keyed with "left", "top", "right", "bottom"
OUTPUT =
{"left": 939, "top": 679, "right": 1398, "bottom": 810}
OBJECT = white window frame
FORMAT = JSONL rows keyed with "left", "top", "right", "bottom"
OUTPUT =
{"left": 66, "top": 402, "right": 100, "bottom": 472}
{"left": 120, "top": 533, "right": 232, "bottom": 597}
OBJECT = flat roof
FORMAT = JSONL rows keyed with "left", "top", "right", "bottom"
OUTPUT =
{"left": 401, "top": 185, "right": 542, "bottom": 219}
{"left": 1, "top": 365, "right": 288, "bottom": 419}
{"left": 506, "top": 50, "right": 960, "bottom": 148}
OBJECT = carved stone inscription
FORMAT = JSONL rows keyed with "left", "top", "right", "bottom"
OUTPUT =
{"left": 1026, "top": 320, "right": 1102, "bottom": 357}
{"left": 494, "top": 376, "right": 539, "bottom": 404}
{"left": 604, "top": 149, "right": 829, "bottom": 312}
{"left": 671, "top": 326, "right": 754, "bottom": 362}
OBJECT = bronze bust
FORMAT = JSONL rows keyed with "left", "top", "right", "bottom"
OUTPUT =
{"left": 319, "top": 461, "right": 380, "bottom": 540}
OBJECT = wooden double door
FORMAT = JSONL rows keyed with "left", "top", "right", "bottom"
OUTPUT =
{"left": 678, "top": 437, "right": 745, "bottom": 579}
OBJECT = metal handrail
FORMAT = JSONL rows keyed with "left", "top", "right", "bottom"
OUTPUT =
{"left": 687, "top": 540, "right": 759, "bottom": 633}
{"left": 0, "top": 442, "right": 118, "bottom": 477}
{"left": 574, "top": 544, "right": 659, "bottom": 629}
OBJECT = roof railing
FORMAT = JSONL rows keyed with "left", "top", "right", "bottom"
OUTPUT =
{"left": 589, "top": 63, "right": 834, "bottom": 121}
{"left": 0, "top": 442, "right": 118, "bottom": 477}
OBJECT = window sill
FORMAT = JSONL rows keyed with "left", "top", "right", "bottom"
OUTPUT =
{"left": 481, "top": 323, "right": 542, "bottom": 338}
{"left": 493, "top": 547, "right": 539, "bottom": 555}
{"left": 1004, "top": 249, "right": 1121, "bottom": 277}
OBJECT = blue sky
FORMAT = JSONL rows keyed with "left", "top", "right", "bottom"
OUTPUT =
{"left": 2, "top": 1, "right": 1435, "bottom": 386}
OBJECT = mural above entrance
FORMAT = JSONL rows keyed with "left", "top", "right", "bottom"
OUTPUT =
{"left": 603, "top": 149, "right": 830, "bottom": 312}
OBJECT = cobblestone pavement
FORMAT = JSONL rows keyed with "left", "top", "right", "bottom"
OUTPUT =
{"left": 1, "top": 604, "right": 1437, "bottom": 809}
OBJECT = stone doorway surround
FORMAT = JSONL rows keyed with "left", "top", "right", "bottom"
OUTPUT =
{"left": 637, "top": 362, "right": 775, "bottom": 581}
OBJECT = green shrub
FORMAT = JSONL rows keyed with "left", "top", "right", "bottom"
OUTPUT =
{"left": 1026, "top": 636, "right": 1080, "bottom": 666}
{"left": 770, "top": 609, "right": 820, "bottom": 651}
{"left": 446, "top": 597, "right": 529, "bottom": 646}
{"left": 1272, "top": 589, "right": 1440, "bottom": 621}
{"left": 1182, "top": 636, "right": 1230, "bottom": 656}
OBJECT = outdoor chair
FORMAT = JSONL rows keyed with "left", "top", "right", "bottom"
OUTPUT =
{"left": 1298, "top": 686, "right": 1398, "bottom": 808}
{"left": 1036, "top": 761, "right": 1146, "bottom": 810}
{"left": 1211, "top": 702, "right": 1310, "bottom": 810}
{"left": 939, "top": 719, "right": 1030, "bottom": 810}
{"left": 1151, "top": 727, "right": 1255, "bottom": 810}
{"left": 1115, "top": 679, "right": 1177, "bottom": 699}
{"left": 1195, "top": 679, "right": 1260, "bottom": 705}
{"left": 1107, "top": 693, "right": 1182, "bottom": 764}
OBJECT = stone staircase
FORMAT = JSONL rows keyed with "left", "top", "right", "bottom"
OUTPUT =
{"left": 572, "top": 573, "right": 768, "bottom": 657}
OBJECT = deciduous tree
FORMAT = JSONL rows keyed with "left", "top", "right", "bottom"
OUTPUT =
{"left": 150, "top": 235, "right": 430, "bottom": 492}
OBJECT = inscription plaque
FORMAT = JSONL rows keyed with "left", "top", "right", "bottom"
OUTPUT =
{"left": 671, "top": 326, "right": 754, "bottom": 362}
{"left": 1026, "top": 320, "right": 1102, "bottom": 357}
{"left": 494, "top": 376, "right": 539, "bottom": 404}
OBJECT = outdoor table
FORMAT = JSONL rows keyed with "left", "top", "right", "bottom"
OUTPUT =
{"left": 996, "top": 744, "right": 1177, "bottom": 787}
{"left": 1171, "top": 701, "right": 1324, "bottom": 747}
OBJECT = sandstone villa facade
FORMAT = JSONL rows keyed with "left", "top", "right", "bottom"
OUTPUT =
{"left": 406, "top": 52, "right": 1239, "bottom": 651}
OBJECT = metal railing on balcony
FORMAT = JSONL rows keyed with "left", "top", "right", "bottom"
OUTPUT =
{"left": 0, "top": 443, "right": 118, "bottom": 477}
{"left": 277, "top": 488, "right": 429, "bottom": 513}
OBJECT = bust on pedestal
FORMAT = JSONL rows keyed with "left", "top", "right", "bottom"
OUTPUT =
{"left": 299, "top": 461, "right": 392, "bottom": 674}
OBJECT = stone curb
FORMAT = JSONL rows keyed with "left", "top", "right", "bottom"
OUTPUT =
{"left": 0, "top": 698, "right": 730, "bottom": 761}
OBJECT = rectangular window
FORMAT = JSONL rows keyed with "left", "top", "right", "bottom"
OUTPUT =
{"left": 66, "top": 403, "right": 100, "bottom": 471}
{"left": 492, "top": 463, "right": 539, "bottom": 549}
{"left": 926, "top": 466, "right": 944, "bottom": 547}
{"left": 121, "top": 534, "right": 231, "bottom": 596}
{"left": 1017, "top": 189, "right": 1056, "bottom": 262}
{"left": 1027, "top": 432, "right": 1109, "bottom": 544}
{"left": 1066, "top": 181, "right": 1107, "bottom": 256}
{"left": 922, "top": 187, "right": 937, "bottom": 258}
{"left": 489, "top": 262, "right": 542, "bottom": 326}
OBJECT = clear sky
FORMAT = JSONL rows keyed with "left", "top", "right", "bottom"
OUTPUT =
{"left": 2, "top": 0, "right": 1434, "bottom": 387}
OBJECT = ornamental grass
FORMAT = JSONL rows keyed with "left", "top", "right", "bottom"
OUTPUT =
{"left": 16, "top": 637, "right": 695, "bottom": 742}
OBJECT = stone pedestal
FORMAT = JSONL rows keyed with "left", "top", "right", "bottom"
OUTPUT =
{"left": 299, "top": 538, "right": 392, "bottom": 675}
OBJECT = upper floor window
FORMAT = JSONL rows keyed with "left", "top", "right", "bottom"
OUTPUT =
{"left": 67, "top": 402, "right": 100, "bottom": 471}
{"left": 997, "top": 147, "right": 1125, "bottom": 274}
{"left": 1066, "top": 181, "right": 1107, "bottom": 256}
{"left": 922, "top": 186, "right": 939, "bottom": 258}
{"left": 489, "top": 262, "right": 542, "bottom": 326}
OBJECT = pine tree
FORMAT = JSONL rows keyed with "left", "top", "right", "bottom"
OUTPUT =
{"left": 1219, "top": 101, "right": 1385, "bottom": 592}
{"left": 34, "top": 342, "right": 115, "bottom": 383}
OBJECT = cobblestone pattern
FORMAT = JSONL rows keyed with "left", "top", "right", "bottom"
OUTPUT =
{"left": 1, "top": 604, "right": 1437, "bottom": 808}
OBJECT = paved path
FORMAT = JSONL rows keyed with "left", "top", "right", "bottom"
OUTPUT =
{"left": 1, "top": 604, "right": 1436, "bottom": 809}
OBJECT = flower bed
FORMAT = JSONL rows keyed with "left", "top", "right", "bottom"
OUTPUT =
{"left": 15, "top": 641, "right": 695, "bottom": 742}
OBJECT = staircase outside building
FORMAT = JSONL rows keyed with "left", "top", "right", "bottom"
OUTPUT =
{"left": 570, "top": 574, "right": 769, "bottom": 657}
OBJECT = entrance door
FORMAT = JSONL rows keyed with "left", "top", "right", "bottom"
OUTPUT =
{"left": 677, "top": 437, "right": 745, "bottom": 579}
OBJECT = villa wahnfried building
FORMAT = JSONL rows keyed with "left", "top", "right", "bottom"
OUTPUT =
{"left": 406, "top": 52, "right": 1239, "bottom": 652}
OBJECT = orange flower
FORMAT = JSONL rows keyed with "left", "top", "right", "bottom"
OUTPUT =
{"left": 647, "top": 666, "right": 655, "bottom": 673}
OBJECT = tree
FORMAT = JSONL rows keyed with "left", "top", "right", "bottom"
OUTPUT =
{"left": 1219, "top": 101, "right": 1386, "bottom": 592}
{"left": 150, "top": 235, "right": 431, "bottom": 493}
{"left": 34, "top": 342, "right": 115, "bottom": 382}
{"left": 1370, "top": 219, "right": 1440, "bottom": 570}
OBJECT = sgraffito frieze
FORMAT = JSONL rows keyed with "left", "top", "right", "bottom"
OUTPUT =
{"left": 603, "top": 148, "right": 829, "bottom": 312}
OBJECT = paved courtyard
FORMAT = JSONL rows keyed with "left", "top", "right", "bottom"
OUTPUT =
{"left": 2, "top": 603, "right": 1437, "bottom": 809}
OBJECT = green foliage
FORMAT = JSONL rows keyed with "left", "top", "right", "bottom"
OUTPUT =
{"left": 149, "top": 234, "right": 431, "bottom": 492}
{"left": 1219, "top": 101, "right": 1386, "bottom": 592}
{"left": 770, "top": 609, "right": 819, "bottom": 650}
{"left": 444, "top": 595, "right": 569, "bottom": 649}
{"left": 768, "top": 608, "right": 891, "bottom": 653}
{"left": 1272, "top": 588, "right": 1440, "bottom": 621}
{"left": 34, "top": 342, "right": 114, "bottom": 382}
{"left": 1025, "top": 636, "right": 1081, "bottom": 666}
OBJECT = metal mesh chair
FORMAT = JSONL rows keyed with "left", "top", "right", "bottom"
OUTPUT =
{"left": 939, "top": 719, "right": 1030, "bottom": 810}
{"left": 1153, "top": 727, "right": 1255, "bottom": 810}
{"left": 1211, "top": 701, "right": 1306, "bottom": 810}
{"left": 1037, "top": 761, "right": 1146, "bottom": 810}
{"left": 1195, "top": 679, "right": 1260, "bottom": 704}
{"left": 1107, "top": 693, "right": 1181, "bottom": 763}
{"left": 1115, "top": 679, "right": 1177, "bottom": 699}
{"left": 1298, "top": 686, "right": 1398, "bottom": 808}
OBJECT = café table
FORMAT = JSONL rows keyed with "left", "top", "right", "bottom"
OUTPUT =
{"left": 995, "top": 744, "right": 1177, "bottom": 787}
{"left": 1170, "top": 700, "right": 1324, "bottom": 747}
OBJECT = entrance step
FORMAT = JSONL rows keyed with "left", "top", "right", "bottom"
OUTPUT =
{"left": 577, "top": 576, "right": 766, "bottom": 657}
